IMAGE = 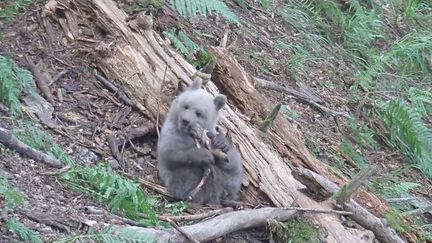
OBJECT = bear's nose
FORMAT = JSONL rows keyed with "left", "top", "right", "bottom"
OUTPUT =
{"left": 182, "top": 119, "right": 189, "bottom": 127}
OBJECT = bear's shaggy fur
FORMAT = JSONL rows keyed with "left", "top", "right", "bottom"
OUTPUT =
{"left": 157, "top": 80, "right": 243, "bottom": 204}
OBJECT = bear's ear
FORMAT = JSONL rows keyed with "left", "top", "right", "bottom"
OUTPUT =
{"left": 189, "top": 79, "right": 202, "bottom": 90}
{"left": 214, "top": 95, "right": 226, "bottom": 111}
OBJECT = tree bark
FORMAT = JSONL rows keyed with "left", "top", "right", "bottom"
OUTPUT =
{"left": 48, "top": 0, "right": 385, "bottom": 241}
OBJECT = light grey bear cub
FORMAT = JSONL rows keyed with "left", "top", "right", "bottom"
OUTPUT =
{"left": 157, "top": 80, "right": 243, "bottom": 204}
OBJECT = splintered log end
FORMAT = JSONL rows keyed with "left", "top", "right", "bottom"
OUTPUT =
{"left": 258, "top": 103, "right": 282, "bottom": 133}
{"left": 333, "top": 166, "right": 377, "bottom": 205}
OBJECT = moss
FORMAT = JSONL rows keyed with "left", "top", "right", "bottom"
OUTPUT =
{"left": 267, "top": 218, "right": 320, "bottom": 243}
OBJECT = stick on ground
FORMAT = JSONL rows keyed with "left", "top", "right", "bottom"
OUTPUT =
{"left": 0, "top": 127, "right": 63, "bottom": 168}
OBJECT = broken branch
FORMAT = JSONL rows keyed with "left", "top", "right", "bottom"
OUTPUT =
{"left": 258, "top": 103, "right": 281, "bottom": 133}
{"left": 24, "top": 55, "right": 55, "bottom": 105}
{"left": 0, "top": 126, "right": 63, "bottom": 168}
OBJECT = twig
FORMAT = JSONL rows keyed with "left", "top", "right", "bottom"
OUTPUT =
{"left": 166, "top": 218, "right": 200, "bottom": 243}
{"left": 38, "top": 166, "right": 72, "bottom": 176}
{"left": 0, "top": 127, "right": 63, "bottom": 168}
{"left": 121, "top": 171, "right": 173, "bottom": 198}
{"left": 258, "top": 103, "right": 281, "bottom": 133}
{"left": 24, "top": 55, "right": 55, "bottom": 105}
{"left": 282, "top": 206, "right": 352, "bottom": 215}
{"left": 95, "top": 73, "right": 133, "bottom": 106}
{"left": 253, "top": 77, "right": 323, "bottom": 104}
{"left": 187, "top": 167, "right": 212, "bottom": 202}
{"left": 95, "top": 72, "right": 151, "bottom": 118}
{"left": 159, "top": 208, "right": 233, "bottom": 222}
{"left": 107, "top": 134, "right": 124, "bottom": 169}
{"left": 48, "top": 70, "right": 69, "bottom": 86}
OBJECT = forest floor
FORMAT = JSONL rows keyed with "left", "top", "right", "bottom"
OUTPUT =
{"left": 0, "top": 0, "right": 431, "bottom": 242}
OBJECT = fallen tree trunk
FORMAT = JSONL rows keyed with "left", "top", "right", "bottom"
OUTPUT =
{"left": 117, "top": 207, "right": 297, "bottom": 242}
{"left": 46, "top": 0, "right": 388, "bottom": 241}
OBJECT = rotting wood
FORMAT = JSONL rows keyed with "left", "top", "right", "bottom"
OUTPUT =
{"left": 119, "top": 207, "right": 298, "bottom": 243}
{"left": 0, "top": 127, "right": 63, "bottom": 168}
{"left": 293, "top": 167, "right": 406, "bottom": 243}
{"left": 333, "top": 166, "right": 377, "bottom": 205}
{"left": 46, "top": 0, "right": 388, "bottom": 241}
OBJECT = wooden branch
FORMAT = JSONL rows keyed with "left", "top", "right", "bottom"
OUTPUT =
{"left": 107, "top": 134, "right": 124, "bottom": 169}
{"left": 158, "top": 208, "right": 234, "bottom": 222}
{"left": 253, "top": 77, "right": 349, "bottom": 118}
{"left": 282, "top": 206, "right": 352, "bottom": 216}
{"left": 253, "top": 77, "right": 324, "bottom": 104}
{"left": 401, "top": 205, "right": 432, "bottom": 217}
{"left": 293, "top": 167, "right": 405, "bottom": 243}
{"left": 187, "top": 167, "right": 212, "bottom": 202}
{"left": 24, "top": 55, "right": 55, "bottom": 105}
{"left": 0, "top": 127, "right": 63, "bottom": 168}
{"left": 258, "top": 103, "right": 281, "bottom": 133}
{"left": 333, "top": 166, "right": 376, "bottom": 205}
{"left": 118, "top": 207, "right": 297, "bottom": 242}
{"left": 166, "top": 218, "right": 200, "bottom": 243}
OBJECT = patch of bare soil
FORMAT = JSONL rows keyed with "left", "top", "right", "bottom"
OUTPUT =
{"left": 0, "top": 0, "right": 431, "bottom": 241}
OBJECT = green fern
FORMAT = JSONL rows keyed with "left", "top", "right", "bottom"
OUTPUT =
{"left": 58, "top": 163, "right": 161, "bottom": 225}
{"left": 170, "top": 0, "right": 239, "bottom": 24}
{"left": 340, "top": 140, "right": 368, "bottom": 169}
{"left": 52, "top": 226, "right": 155, "bottom": 243}
{"left": 0, "top": 0, "right": 33, "bottom": 24}
{"left": 369, "top": 179, "right": 420, "bottom": 198}
{"left": 380, "top": 100, "right": 432, "bottom": 178}
{"left": 163, "top": 29, "right": 192, "bottom": 59}
{"left": 0, "top": 176, "right": 26, "bottom": 211}
{"left": 0, "top": 55, "right": 36, "bottom": 116}
{"left": 163, "top": 29, "right": 212, "bottom": 69}
{"left": 5, "top": 217, "right": 43, "bottom": 243}
{"left": 408, "top": 87, "right": 432, "bottom": 117}
{"left": 13, "top": 122, "right": 74, "bottom": 165}
{"left": 383, "top": 30, "right": 432, "bottom": 77}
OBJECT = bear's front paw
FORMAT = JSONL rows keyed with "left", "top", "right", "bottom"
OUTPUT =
{"left": 208, "top": 132, "right": 230, "bottom": 153}
{"left": 189, "top": 147, "right": 215, "bottom": 166}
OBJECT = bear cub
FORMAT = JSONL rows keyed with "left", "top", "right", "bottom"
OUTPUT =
{"left": 157, "top": 80, "right": 243, "bottom": 204}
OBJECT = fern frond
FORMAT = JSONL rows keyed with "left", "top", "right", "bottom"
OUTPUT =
{"left": 0, "top": 176, "right": 26, "bottom": 211}
{"left": 58, "top": 164, "right": 161, "bottom": 224}
{"left": 408, "top": 87, "right": 432, "bottom": 117}
{"left": 170, "top": 0, "right": 239, "bottom": 24}
{"left": 0, "top": 55, "right": 37, "bottom": 116}
{"left": 163, "top": 29, "right": 192, "bottom": 58}
{"left": 380, "top": 100, "right": 432, "bottom": 178}
{"left": 13, "top": 122, "right": 74, "bottom": 165}
{"left": 5, "top": 217, "right": 42, "bottom": 243}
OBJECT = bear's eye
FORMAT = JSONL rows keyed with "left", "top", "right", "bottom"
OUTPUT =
{"left": 195, "top": 111, "right": 202, "bottom": 117}
{"left": 184, "top": 105, "right": 189, "bottom": 110}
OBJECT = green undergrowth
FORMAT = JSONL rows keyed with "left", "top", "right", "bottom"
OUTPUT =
{"left": 163, "top": 28, "right": 213, "bottom": 69}
{"left": 52, "top": 225, "right": 155, "bottom": 243}
{"left": 0, "top": 0, "right": 33, "bottom": 27}
{"left": 266, "top": 218, "right": 320, "bottom": 243}
{"left": 0, "top": 55, "right": 37, "bottom": 116}
{"left": 12, "top": 122, "right": 75, "bottom": 165}
{"left": 0, "top": 176, "right": 43, "bottom": 243}
{"left": 279, "top": 0, "right": 432, "bottom": 181}
{"left": 58, "top": 163, "right": 163, "bottom": 226}
{"left": 169, "top": 0, "right": 239, "bottom": 24}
